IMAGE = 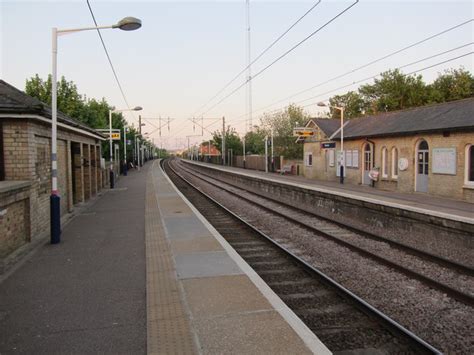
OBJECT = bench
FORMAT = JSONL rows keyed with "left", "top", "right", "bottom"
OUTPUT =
{"left": 277, "top": 165, "right": 292, "bottom": 175}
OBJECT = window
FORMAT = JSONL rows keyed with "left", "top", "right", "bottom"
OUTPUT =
{"left": 352, "top": 150, "right": 359, "bottom": 168}
{"left": 381, "top": 147, "right": 388, "bottom": 178}
{"left": 329, "top": 150, "right": 335, "bottom": 167}
{"left": 305, "top": 152, "right": 313, "bottom": 167}
{"left": 346, "top": 150, "right": 352, "bottom": 167}
{"left": 391, "top": 147, "right": 398, "bottom": 179}
{"left": 465, "top": 144, "right": 474, "bottom": 186}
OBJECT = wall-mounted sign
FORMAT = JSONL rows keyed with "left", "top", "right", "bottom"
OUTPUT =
{"left": 321, "top": 142, "right": 336, "bottom": 149}
{"left": 432, "top": 148, "right": 456, "bottom": 175}
{"left": 293, "top": 127, "right": 315, "bottom": 137}
{"left": 110, "top": 132, "right": 121, "bottom": 140}
{"left": 398, "top": 158, "right": 408, "bottom": 171}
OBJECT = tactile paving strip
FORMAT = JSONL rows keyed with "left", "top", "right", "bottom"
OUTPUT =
{"left": 146, "top": 166, "right": 197, "bottom": 355}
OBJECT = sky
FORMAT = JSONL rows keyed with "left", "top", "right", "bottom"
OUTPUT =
{"left": 1, "top": 0, "right": 473, "bottom": 150}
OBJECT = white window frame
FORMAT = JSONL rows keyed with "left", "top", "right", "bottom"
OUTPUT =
{"left": 329, "top": 149, "right": 335, "bottom": 167}
{"left": 381, "top": 147, "right": 388, "bottom": 178}
{"left": 464, "top": 144, "right": 474, "bottom": 187}
{"left": 305, "top": 152, "right": 313, "bottom": 167}
{"left": 391, "top": 147, "right": 398, "bottom": 179}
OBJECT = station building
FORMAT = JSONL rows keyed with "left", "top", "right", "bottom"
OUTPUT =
{"left": 302, "top": 98, "right": 474, "bottom": 202}
{"left": 0, "top": 80, "right": 107, "bottom": 266}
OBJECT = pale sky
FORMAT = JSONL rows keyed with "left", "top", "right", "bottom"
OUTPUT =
{"left": 1, "top": 0, "right": 473, "bottom": 150}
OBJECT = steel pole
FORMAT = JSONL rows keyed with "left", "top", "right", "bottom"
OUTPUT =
{"left": 109, "top": 110, "right": 114, "bottom": 188}
{"left": 123, "top": 126, "right": 128, "bottom": 176}
{"left": 50, "top": 27, "right": 61, "bottom": 244}
{"left": 340, "top": 108, "right": 344, "bottom": 184}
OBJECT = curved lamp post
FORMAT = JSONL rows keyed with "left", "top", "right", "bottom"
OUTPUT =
{"left": 50, "top": 17, "right": 142, "bottom": 244}
{"left": 318, "top": 102, "right": 345, "bottom": 184}
{"left": 109, "top": 106, "right": 142, "bottom": 183}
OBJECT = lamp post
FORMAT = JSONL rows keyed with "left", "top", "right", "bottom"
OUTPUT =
{"left": 50, "top": 17, "right": 141, "bottom": 244}
{"left": 317, "top": 102, "right": 345, "bottom": 184}
{"left": 109, "top": 106, "right": 142, "bottom": 182}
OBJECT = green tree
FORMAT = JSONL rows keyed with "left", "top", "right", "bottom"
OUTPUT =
{"left": 260, "top": 104, "right": 308, "bottom": 159}
{"left": 243, "top": 129, "right": 266, "bottom": 155}
{"left": 211, "top": 126, "right": 243, "bottom": 157}
{"left": 329, "top": 91, "right": 365, "bottom": 119}
{"left": 428, "top": 68, "right": 474, "bottom": 103}
{"left": 359, "top": 69, "right": 429, "bottom": 114}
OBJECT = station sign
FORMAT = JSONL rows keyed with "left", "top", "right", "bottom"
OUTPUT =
{"left": 96, "top": 129, "right": 121, "bottom": 140}
{"left": 321, "top": 142, "right": 336, "bottom": 149}
{"left": 293, "top": 127, "right": 315, "bottom": 137}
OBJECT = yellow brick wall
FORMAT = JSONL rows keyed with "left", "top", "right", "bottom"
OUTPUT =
{"left": 303, "top": 131, "right": 474, "bottom": 202}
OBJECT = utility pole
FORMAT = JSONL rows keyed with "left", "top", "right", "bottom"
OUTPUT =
{"left": 208, "top": 140, "right": 211, "bottom": 163}
{"left": 139, "top": 115, "right": 142, "bottom": 167}
{"left": 264, "top": 135, "right": 268, "bottom": 173}
{"left": 271, "top": 129, "right": 274, "bottom": 172}
{"left": 222, "top": 116, "right": 226, "bottom": 166}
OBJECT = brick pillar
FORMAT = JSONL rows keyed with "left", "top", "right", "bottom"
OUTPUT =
{"left": 83, "top": 144, "right": 91, "bottom": 200}
{"left": 66, "top": 140, "right": 74, "bottom": 212}
{"left": 90, "top": 145, "right": 97, "bottom": 196}
{"left": 72, "top": 142, "right": 84, "bottom": 204}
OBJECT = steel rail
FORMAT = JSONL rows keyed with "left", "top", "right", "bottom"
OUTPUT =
{"left": 176, "top": 161, "right": 474, "bottom": 307}
{"left": 163, "top": 158, "right": 442, "bottom": 354}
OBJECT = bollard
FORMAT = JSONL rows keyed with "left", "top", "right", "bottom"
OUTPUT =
{"left": 110, "top": 170, "right": 115, "bottom": 189}
{"left": 50, "top": 194, "right": 61, "bottom": 244}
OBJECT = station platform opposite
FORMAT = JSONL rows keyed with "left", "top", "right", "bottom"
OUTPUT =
{"left": 146, "top": 161, "right": 329, "bottom": 354}
{"left": 184, "top": 160, "right": 474, "bottom": 224}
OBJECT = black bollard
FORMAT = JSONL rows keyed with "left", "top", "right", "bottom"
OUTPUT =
{"left": 50, "top": 194, "right": 61, "bottom": 244}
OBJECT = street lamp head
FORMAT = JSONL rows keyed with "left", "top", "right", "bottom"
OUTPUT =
{"left": 114, "top": 17, "right": 142, "bottom": 31}
{"left": 317, "top": 102, "right": 327, "bottom": 107}
{"left": 133, "top": 106, "right": 143, "bottom": 111}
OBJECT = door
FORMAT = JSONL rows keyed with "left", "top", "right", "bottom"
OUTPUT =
{"left": 363, "top": 143, "right": 372, "bottom": 185}
{"left": 416, "top": 140, "right": 429, "bottom": 192}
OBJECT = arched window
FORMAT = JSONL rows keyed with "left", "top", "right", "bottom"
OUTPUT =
{"left": 465, "top": 144, "right": 474, "bottom": 186}
{"left": 391, "top": 147, "right": 398, "bottom": 179}
{"left": 381, "top": 147, "right": 388, "bottom": 178}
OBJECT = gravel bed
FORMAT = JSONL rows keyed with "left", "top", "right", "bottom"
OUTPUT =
{"left": 177, "top": 165, "right": 474, "bottom": 354}
{"left": 183, "top": 161, "right": 474, "bottom": 267}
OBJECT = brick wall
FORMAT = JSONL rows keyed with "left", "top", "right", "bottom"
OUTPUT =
{"left": 0, "top": 184, "right": 30, "bottom": 258}
{"left": 0, "top": 117, "right": 105, "bottom": 252}
{"left": 303, "top": 131, "right": 474, "bottom": 202}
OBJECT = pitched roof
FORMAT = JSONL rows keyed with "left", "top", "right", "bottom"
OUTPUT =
{"left": 310, "top": 118, "right": 341, "bottom": 137}
{"left": 0, "top": 80, "right": 105, "bottom": 138}
{"left": 331, "top": 98, "right": 474, "bottom": 140}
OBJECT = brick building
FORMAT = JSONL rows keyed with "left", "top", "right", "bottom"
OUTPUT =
{"left": 0, "top": 80, "right": 107, "bottom": 267}
{"left": 302, "top": 98, "right": 474, "bottom": 202}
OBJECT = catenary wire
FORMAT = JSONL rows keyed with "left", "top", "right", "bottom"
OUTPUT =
{"left": 234, "top": 19, "right": 474, "bottom": 120}
{"left": 199, "top": 0, "right": 360, "bottom": 117}
{"left": 86, "top": 0, "right": 136, "bottom": 121}
{"left": 192, "top": 0, "right": 323, "bottom": 117}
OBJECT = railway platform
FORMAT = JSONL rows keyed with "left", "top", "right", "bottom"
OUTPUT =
{"left": 0, "top": 160, "right": 330, "bottom": 354}
{"left": 146, "top": 160, "right": 329, "bottom": 354}
{"left": 185, "top": 160, "right": 474, "bottom": 223}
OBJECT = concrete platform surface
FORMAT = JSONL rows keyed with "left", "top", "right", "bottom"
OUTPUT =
{"left": 185, "top": 160, "right": 474, "bottom": 223}
{"left": 148, "top": 161, "right": 330, "bottom": 354}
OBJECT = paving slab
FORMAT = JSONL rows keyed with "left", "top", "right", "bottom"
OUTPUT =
{"left": 149, "top": 160, "right": 331, "bottom": 355}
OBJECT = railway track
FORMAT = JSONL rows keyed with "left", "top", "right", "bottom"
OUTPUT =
{"left": 163, "top": 158, "right": 441, "bottom": 354}
{"left": 176, "top": 159, "right": 474, "bottom": 307}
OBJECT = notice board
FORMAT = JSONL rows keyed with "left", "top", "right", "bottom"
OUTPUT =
{"left": 432, "top": 148, "right": 456, "bottom": 175}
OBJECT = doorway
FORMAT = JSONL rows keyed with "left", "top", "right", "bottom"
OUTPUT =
{"left": 416, "top": 140, "right": 429, "bottom": 192}
{"left": 362, "top": 143, "right": 373, "bottom": 185}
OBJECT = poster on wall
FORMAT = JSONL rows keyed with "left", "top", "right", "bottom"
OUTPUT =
{"left": 432, "top": 148, "right": 456, "bottom": 175}
{"left": 352, "top": 150, "right": 359, "bottom": 168}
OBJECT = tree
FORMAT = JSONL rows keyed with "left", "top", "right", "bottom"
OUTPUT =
{"left": 428, "top": 68, "right": 474, "bottom": 103}
{"left": 243, "top": 129, "right": 266, "bottom": 155}
{"left": 260, "top": 104, "right": 309, "bottom": 159}
{"left": 329, "top": 91, "right": 365, "bottom": 119}
{"left": 358, "top": 69, "right": 428, "bottom": 114}
{"left": 211, "top": 126, "right": 243, "bottom": 157}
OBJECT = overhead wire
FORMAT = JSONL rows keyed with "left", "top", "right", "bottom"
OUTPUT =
{"left": 199, "top": 0, "right": 360, "bottom": 117}
{"left": 86, "top": 0, "right": 136, "bottom": 121}
{"left": 192, "top": 0, "right": 323, "bottom": 117}
{"left": 229, "top": 19, "right": 474, "bottom": 121}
